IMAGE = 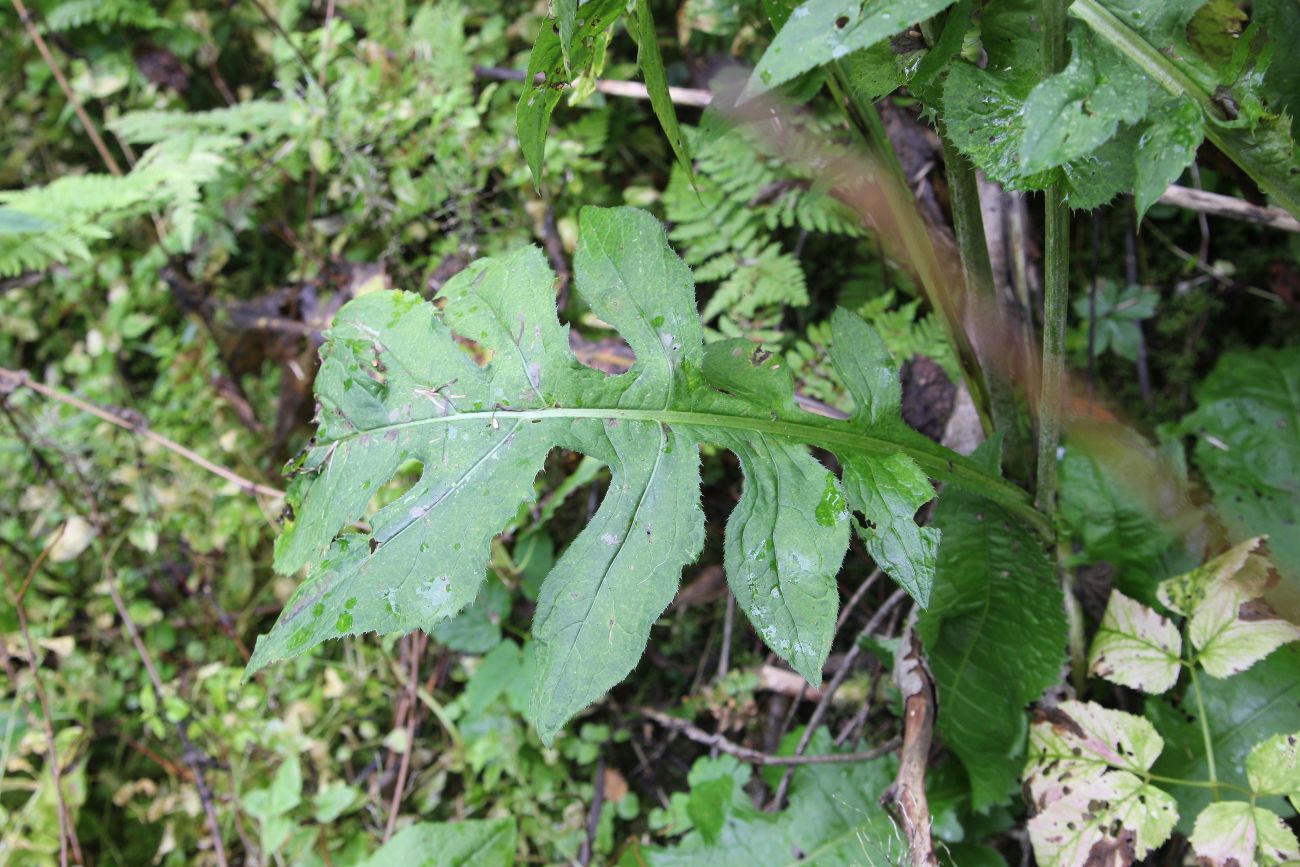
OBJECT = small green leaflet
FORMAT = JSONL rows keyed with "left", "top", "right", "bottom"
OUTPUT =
{"left": 628, "top": 731, "right": 903, "bottom": 866}
{"left": 1088, "top": 590, "right": 1182, "bottom": 694}
{"left": 251, "top": 206, "right": 1039, "bottom": 743}
{"left": 743, "top": 0, "right": 956, "bottom": 101}
{"left": 1189, "top": 802, "right": 1300, "bottom": 866}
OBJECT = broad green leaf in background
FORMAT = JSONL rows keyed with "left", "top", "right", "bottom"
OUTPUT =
{"left": 629, "top": 731, "right": 903, "bottom": 866}
{"left": 916, "top": 479, "right": 1066, "bottom": 810}
{"left": 251, "top": 206, "right": 1040, "bottom": 743}
{"left": 939, "top": 0, "right": 1139, "bottom": 210}
{"left": 1057, "top": 423, "right": 1193, "bottom": 605}
{"left": 743, "top": 0, "right": 956, "bottom": 101}
{"left": 1180, "top": 346, "right": 1300, "bottom": 587}
{"left": 1158, "top": 537, "right": 1300, "bottom": 678}
{"left": 1147, "top": 645, "right": 1300, "bottom": 833}
{"left": 1023, "top": 701, "right": 1178, "bottom": 865}
{"left": 1088, "top": 590, "right": 1182, "bottom": 694}
{"left": 357, "top": 817, "right": 516, "bottom": 867}
{"left": 1189, "top": 802, "right": 1300, "bottom": 867}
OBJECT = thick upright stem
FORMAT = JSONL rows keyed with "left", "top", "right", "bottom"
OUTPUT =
{"left": 827, "top": 65, "right": 996, "bottom": 438}
{"left": 941, "top": 136, "right": 1035, "bottom": 483}
{"left": 1035, "top": 0, "right": 1071, "bottom": 517}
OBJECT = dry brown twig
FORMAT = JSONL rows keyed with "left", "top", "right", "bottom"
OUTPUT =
{"left": 9, "top": 0, "right": 123, "bottom": 177}
{"left": 101, "top": 556, "right": 230, "bottom": 867}
{"left": 2, "top": 528, "right": 85, "bottom": 867}
{"left": 881, "top": 629, "right": 940, "bottom": 867}
{"left": 770, "top": 585, "right": 907, "bottom": 809}
{"left": 0, "top": 368, "right": 284, "bottom": 499}
{"left": 639, "top": 707, "right": 901, "bottom": 767}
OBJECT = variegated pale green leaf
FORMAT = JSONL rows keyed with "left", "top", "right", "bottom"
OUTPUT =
{"left": 1088, "top": 590, "right": 1182, "bottom": 694}
{"left": 1189, "top": 802, "right": 1300, "bottom": 867}
{"left": 1024, "top": 700, "right": 1178, "bottom": 865}
{"left": 1158, "top": 537, "right": 1300, "bottom": 678}
{"left": 1247, "top": 732, "right": 1300, "bottom": 798}
{"left": 252, "top": 206, "right": 1041, "bottom": 743}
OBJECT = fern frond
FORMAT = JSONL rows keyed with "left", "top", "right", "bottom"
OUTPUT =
{"left": 664, "top": 125, "right": 862, "bottom": 336}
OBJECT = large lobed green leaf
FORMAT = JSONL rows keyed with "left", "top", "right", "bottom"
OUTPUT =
{"left": 916, "top": 453, "right": 1067, "bottom": 810}
{"left": 250, "top": 206, "right": 1040, "bottom": 742}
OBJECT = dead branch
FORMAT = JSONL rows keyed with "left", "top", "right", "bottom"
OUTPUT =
{"left": 2, "top": 530, "right": 85, "bottom": 867}
{"left": 102, "top": 561, "right": 229, "bottom": 867}
{"left": 0, "top": 368, "right": 284, "bottom": 499}
{"left": 1157, "top": 184, "right": 1300, "bottom": 233}
{"left": 771, "top": 586, "right": 908, "bottom": 808}
{"left": 881, "top": 630, "right": 939, "bottom": 867}
{"left": 639, "top": 707, "right": 900, "bottom": 766}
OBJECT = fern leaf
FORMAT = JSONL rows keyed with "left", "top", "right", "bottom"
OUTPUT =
{"left": 248, "top": 207, "right": 1041, "bottom": 742}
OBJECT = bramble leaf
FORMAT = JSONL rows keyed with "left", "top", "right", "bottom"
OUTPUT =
{"left": 1088, "top": 590, "right": 1182, "bottom": 694}
{"left": 1189, "top": 802, "right": 1300, "bottom": 867}
{"left": 1024, "top": 701, "right": 1178, "bottom": 865}
{"left": 252, "top": 206, "right": 1040, "bottom": 742}
{"left": 1157, "top": 537, "right": 1300, "bottom": 678}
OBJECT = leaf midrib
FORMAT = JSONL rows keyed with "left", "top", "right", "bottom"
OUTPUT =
{"left": 327, "top": 403, "right": 1048, "bottom": 535}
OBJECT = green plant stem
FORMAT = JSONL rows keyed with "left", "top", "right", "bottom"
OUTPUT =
{"left": 1144, "top": 772, "right": 1246, "bottom": 796}
{"left": 317, "top": 404, "right": 1051, "bottom": 539}
{"left": 1187, "top": 653, "right": 1219, "bottom": 797}
{"left": 826, "top": 64, "right": 996, "bottom": 439}
{"left": 1035, "top": 0, "right": 1071, "bottom": 518}
{"left": 940, "top": 134, "right": 1035, "bottom": 483}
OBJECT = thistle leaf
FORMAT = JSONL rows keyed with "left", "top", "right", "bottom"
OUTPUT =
{"left": 252, "top": 206, "right": 1041, "bottom": 742}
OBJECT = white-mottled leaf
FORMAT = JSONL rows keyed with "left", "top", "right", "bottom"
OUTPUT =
{"left": 1247, "top": 732, "right": 1300, "bottom": 798}
{"left": 1024, "top": 700, "right": 1177, "bottom": 865}
{"left": 1189, "top": 802, "right": 1300, "bottom": 867}
{"left": 1159, "top": 537, "right": 1300, "bottom": 678}
{"left": 1088, "top": 590, "right": 1182, "bottom": 694}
